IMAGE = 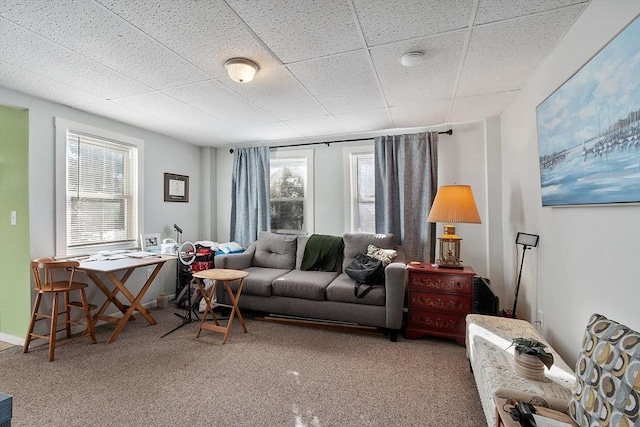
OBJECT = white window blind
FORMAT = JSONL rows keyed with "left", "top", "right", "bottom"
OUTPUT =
{"left": 65, "top": 131, "right": 138, "bottom": 248}
{"left": 350, "top": 152, "right": 375, "bottom": 233}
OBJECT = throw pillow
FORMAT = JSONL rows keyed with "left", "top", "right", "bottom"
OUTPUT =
{"left": 568, "top": 313, "right": 640, "bottom": 427}
{"left": 366, "top": 244, "right": 397, "bottom": 266}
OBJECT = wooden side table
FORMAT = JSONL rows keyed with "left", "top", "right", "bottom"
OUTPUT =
{"left": 405, "top": 263, "right": 475, "bottom": 345}
{"left": 193, "top": 268, "right": 249, "bottom": 344}
{"left": 494, "top": 397, "right": 578, "bottom": 427}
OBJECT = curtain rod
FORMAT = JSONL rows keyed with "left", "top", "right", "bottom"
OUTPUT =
{"left": 229, "top": 129, "right": 453, "bottom": 153}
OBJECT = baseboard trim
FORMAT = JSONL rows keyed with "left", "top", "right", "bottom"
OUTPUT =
{"left": 259, "top": 315, "right": 384, "bottom": 336}
{"left": 15, "top": 296, "right": 175, "bottom": 349}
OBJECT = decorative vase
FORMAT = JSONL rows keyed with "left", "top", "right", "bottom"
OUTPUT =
{"left": 514, "top": 351, "right": 546, "bottom": 381}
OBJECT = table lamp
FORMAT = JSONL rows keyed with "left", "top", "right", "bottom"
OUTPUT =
{"left": 427, "top": 185, "right": 481, "bottom": 268}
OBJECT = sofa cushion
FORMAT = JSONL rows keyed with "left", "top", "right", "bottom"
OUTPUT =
{"left": 295, "top": 235, "right": 309, "bottom": 270}
{"left": 272, "top": 270, "right": 338, "bottom": 301}
{"left": 229, "top": 267, "right": 290, "bottom": 297}
{"left": 568, "top": 313, "right": 640, "bottom": 427}
{"left": 253, "top": 231, "right": 297, "bottom": 270}
{"left": 342, "top": 233, "right": 395, "bottom": 272}
{"left": 326, "top": 273, "right": 385, "bottom": 306}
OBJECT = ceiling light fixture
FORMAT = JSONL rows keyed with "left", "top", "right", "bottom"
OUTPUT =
{"left": 400, "top": 51, "right": 424, "bottom": 67}
{"left": 224, "top": 58, "right": 259, "bottom": 83}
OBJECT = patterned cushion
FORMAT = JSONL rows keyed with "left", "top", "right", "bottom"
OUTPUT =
{"left": 366, "top": 245, "right": 397, "bottom": 266}
{"left": 568, "top": 313, "right": 640, "bottom": 427}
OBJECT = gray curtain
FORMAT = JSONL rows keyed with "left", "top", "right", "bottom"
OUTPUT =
{"left": 230, "top": 147, "right": 270, "bottom": 248}
{"left": 374, "top": 132, "right": 438, "bottom": 262}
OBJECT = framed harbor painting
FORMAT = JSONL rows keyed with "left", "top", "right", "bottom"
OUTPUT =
{"left": 535, "top": 16, "right": 639, "bottom": 207}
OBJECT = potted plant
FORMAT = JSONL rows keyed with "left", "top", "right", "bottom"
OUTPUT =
{"left": 508, "top": 337, "right": 554, "bottom": 381}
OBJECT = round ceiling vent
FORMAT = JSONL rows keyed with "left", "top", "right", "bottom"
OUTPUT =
{"left": 400, "top": 51, "right": 425, "bottom": 67}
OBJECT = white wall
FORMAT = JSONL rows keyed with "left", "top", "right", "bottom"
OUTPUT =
{"left": 500, "top": 0, "right": 640, "bottom": 364}
{"left": 215, "top": 122, "right": 504, "bottom": 285}
{"left": 0, "top": 87, "right": 203, "bottom": 307}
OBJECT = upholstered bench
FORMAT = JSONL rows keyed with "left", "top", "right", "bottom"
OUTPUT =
{"left": 467, "top": 313, "right": 640, "bottom": 427}
{"left": 466, "top": 314, "right": 575, "bottom": 426}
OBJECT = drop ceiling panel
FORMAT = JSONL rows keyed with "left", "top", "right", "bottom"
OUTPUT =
{"left": 389, "top": 100, "right": 451, "bottom": 128}
{"left": 449, "top": 91, "right": 518, "bottom": 122}
{"left": 370, "top": 31, "right": 465, "bottom": 106}
{"left": 80, "top": 100, "right": 222, "bottom": 145}
{"left": 0, "top": 19, "right": 151, "bottom": 99}
{"left": 283, "top": 115, "right": 344, "bottom": 138}
{"left": 353, "top": 0, "right": 475, "bottom": 46}
{"left": 332, "top": 109, "right": 393, "bottom": 134}
{"left": 0, "top": 61, "right": 103, "bottom": 107}
{"left": 226, "top": 121, "right": 303, "bottom": 144}
{"left": 0, "top": 1, "right": 209, "bottom": 89}
{"left": 162, "top": 80, "right": 275, "bottom": 124}
{"left": 219, "top": 66, "right": 327, "bottom": 121}
{"left": 0, "top": 1, "right": 589, "bottom": 147}
{"left": 112, "top": 92, "right": 225, "bottom": 136}
{"left": 225, "top": 0, "right": 361, "bottom": 63}
{"left": 474, "top": 0, "right": 588, "bottom": 25}
{"left": 288, "top": 51, "right": 385, "bottom": 115}
{"left": 96, "top": 0, "right": 280, "bottom": 78}
{"left": 457, "top": 6, "right": 586, "bottom": 97}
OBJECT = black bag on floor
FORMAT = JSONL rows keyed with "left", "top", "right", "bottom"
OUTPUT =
{"left": 176, "top": 281, "right": 201, "bottom": 308}
{"left": 345, "top": 253, "right": 384, "bottom": 298}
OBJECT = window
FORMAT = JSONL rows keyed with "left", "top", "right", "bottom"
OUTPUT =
{"left": 344, "top": 147, "right": 375, "bottom": 233}
{"left": 55, "top": 118, "right": 143, "bottom": 255}
{"left": 269, "top": 150, "right": 314, "bottom": 234}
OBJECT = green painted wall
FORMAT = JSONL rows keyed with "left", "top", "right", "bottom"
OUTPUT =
{"left": 0, "top": 104, "right": 30, "bottom": 340}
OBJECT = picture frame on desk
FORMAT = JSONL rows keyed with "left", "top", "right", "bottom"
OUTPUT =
{"left": 164, "top": 173, "right": 189, "bottom": 202}
{"left": 140, "top": 233, "right": 161, "bottom": 253}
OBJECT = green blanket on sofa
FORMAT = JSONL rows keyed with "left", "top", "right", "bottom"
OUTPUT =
{"left": 300, "top": 234, "right": 344, "bottom": 272}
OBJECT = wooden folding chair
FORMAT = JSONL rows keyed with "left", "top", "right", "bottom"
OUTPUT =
{"left": 23, "top": 258, "right": 97, "bottom": 361}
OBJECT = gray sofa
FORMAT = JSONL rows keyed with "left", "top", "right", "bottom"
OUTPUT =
{"left": 214, "top": 231, "right": 407, "bottom": 340}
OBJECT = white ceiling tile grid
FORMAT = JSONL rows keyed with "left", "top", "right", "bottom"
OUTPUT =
{"left": 370, "top": 30, "right": 467, "bottom": 106}
{"left": 0, "top": 0, "right": 591, "bottom": 147}
{"left": 456, "top": 5, "right": 587, "bottom": 98}
{"left": 95, "top": 0, "right": 282, "bottom": 78}
{"left": 287, "top": 51, "right": 387, "bottom": 115}
{"left": 218, "top": 66, "right": 328, "bottom": 121}
{"left": 0, "top": 18, "right": 152, "bottom": 99}
{"left": 283, "top": 115, "right": 345, "bottom": 138}
{"left": 0, "top": 1, "right": 209, "bottom": 89}
{"left": 162, "top": 80, "right": 277, "bottom": 125}
{"left": 225, "top": 0, "right": 362, "bottom": 63}
{"left": 352, "top": 0, "right": 477, "bottom": 46}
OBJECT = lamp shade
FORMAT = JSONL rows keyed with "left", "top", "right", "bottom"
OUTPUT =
{"left": 427, "top": 185, "right": 481, "bottom": 224}
{"left": 224, "top": 58, "right": 259, "bottom": 83}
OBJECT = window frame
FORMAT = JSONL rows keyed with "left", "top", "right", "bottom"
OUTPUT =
{"left": 54, "top": 118, "right": 144, "bottom": 256}
{"left": 343, "top": 145, "right": 375, "bottom": 233}
{"left": 269, "top": 149, "right": 314, "bottom": 235}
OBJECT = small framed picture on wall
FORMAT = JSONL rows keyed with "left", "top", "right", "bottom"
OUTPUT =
{"left": 164, "top": 173, "right": 189, "bottom": 202}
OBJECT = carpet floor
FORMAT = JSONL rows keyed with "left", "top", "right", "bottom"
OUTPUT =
{"left": 0, "top": 307, "right": 486, "bottom": 426}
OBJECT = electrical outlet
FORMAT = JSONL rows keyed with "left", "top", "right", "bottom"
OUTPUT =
{"left": 537, "top": 309, "right": 544, "bottom": 329}
{"left": 10, "top": 211, "right": 16, "bottom": 225}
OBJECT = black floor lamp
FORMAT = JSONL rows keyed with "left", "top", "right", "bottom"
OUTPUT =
{"left": 511, "top": 232, "right": 539, "bottom": 318}
{"left": 161, "top": 234, "right": 198, "bottom": 338}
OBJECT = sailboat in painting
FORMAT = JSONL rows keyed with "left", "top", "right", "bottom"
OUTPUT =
{"left": 536, "top": 16, "right": 640, "bottom": 206}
